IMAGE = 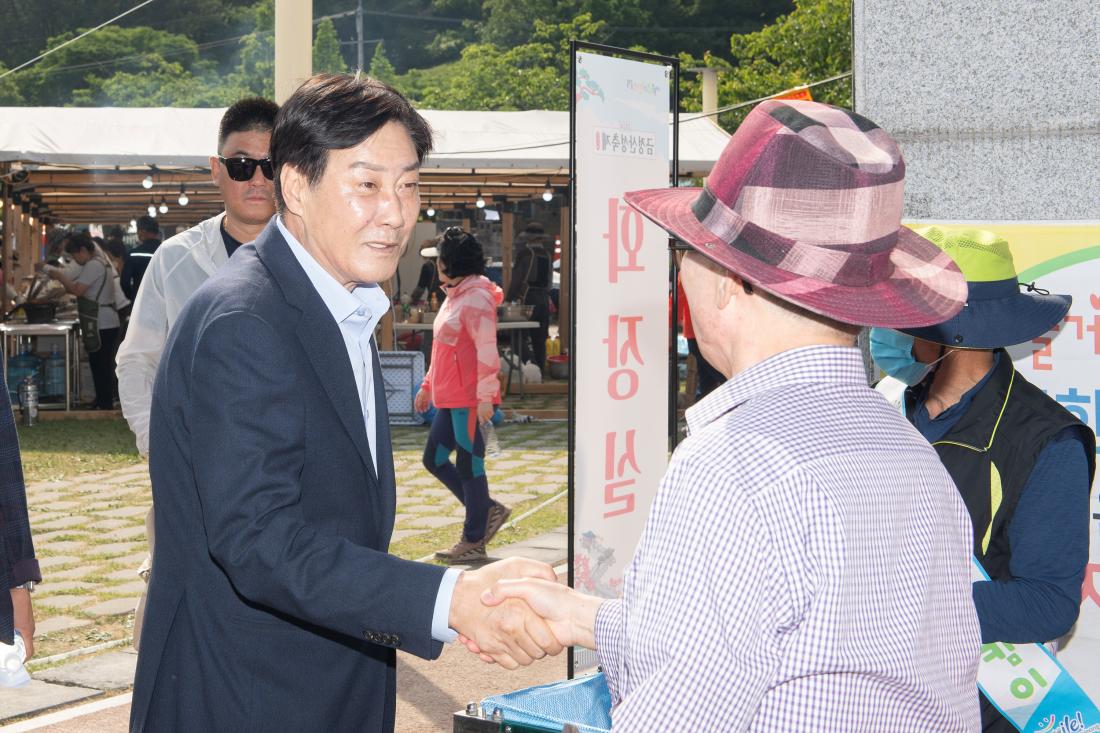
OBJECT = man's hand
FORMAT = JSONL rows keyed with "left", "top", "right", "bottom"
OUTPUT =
{"left": 414, "top": 388, "right": 431, "bottom": 414}
{"left": 448, "top": 557, "right": 563, "bottom": 669}
{"left": 471, "top": 578, "right": 602, "bottom": 658}
{"left": 10, "top": 588, "right": 34, "bottom": 659}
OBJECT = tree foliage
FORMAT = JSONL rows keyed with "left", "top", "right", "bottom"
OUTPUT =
{"left": 398, "top": 14, "right": 607, "bottom": 110}
{"left": 313, "top": 18, "right": 346, "bottom": 75}
{"left": 681, "top": 0, "right": 851, "bottom": 129}
{"left": 368, "top": 43, "right": 399, "bottom": 86}
{"left": 0, "top": 0, "right": 848, "bottom": 121}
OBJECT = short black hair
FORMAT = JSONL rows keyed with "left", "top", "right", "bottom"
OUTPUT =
{"left": 435, "top": 228, "right": 485, "bottom": 278}
{"left": 136, "top": 215, "right": 159, "bottom": 236}
{"left": 219, "top": 97, "right": 279, "bottom": 152}
{"left": 64, "top": 231, "right": 95, "bottom": 254}
{"left": 101, "top": 237, "right": 126, "bottom": 260}
{"left": 270, "top": 74, "right": 433, "bottom": 214}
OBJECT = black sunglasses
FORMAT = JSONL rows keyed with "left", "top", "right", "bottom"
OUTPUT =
{"left": 218, "top": 155, "right": 274, "bottom": 182}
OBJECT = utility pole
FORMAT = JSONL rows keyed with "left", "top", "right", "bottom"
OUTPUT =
{"left": 356, "top": 0, "right": 365, "bottom": 71}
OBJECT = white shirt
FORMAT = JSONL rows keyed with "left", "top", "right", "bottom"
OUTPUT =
{"left": 116, "top": 214, "right": 229, "bottom": 457}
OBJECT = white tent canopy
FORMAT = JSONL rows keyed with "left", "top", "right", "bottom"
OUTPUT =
{"left": 0, "top": 106, "right": 727, "bottom": 175}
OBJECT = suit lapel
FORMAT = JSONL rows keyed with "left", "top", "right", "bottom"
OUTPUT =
{"left": 254, "top": 222, "right": 378, "bottom": 484}
{"left": 371, "top": 342, "right": 397, "bottom": 543}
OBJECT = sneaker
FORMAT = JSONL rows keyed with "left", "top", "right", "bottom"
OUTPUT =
{"left": 483, "top": 502, "right": 512, "bottom": 546}
{"left": 445, "top": 539, "right": 488, "bottom": 565}
{"left": 434, "top": 536, "right": 467, "bottom": 560}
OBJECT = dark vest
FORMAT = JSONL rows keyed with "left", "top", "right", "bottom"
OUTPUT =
{"left": 907, "top": 351, "right": 1095, "bottom": 580}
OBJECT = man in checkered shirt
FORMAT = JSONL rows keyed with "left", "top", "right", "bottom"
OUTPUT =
{"left": 477, "top": 100, "right": 982, "bottom": 731}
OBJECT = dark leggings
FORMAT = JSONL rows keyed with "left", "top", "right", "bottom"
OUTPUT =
{"left": 422, "top": 407, "right": 492, "bottom": 542}
{"left": 88, "top": 327, "right": 119, "bottom": 409}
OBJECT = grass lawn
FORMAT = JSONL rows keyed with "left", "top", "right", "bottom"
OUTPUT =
{"left": 16, "top": 419, "right": 142, "bottom": 483}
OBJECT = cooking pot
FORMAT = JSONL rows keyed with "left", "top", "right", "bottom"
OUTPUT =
{"left": 21, "top": 302, "right": 57, "bottom": 324}
{"left": 547, "top": 354, "right": 569, "bottom": 380}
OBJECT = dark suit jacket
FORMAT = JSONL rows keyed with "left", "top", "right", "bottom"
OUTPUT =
{"left": 130, "top": 221, "right": 447, "bottom": 732}
{"left": 1, "top": 386, "right": 40, "bottom": 644}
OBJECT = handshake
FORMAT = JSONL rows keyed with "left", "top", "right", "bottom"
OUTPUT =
{"left": 447, "top": 557, "right": 604, "bottom": 669}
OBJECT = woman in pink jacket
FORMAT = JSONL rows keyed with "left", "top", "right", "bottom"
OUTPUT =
{"left": 414, "top": 228, "right": 511, "bottom": 563}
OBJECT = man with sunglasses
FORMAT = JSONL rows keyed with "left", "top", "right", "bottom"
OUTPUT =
{"left": 115, "top": 96, "right": 279, "bottom": 651}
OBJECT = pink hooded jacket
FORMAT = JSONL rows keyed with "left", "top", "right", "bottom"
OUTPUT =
{"left": 421, "top": 275, "right": 503, "bottom": 408}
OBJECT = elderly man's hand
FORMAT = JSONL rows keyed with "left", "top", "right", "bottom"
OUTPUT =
{"left": 448, "top": 557, "right": 564, "bottom": 669}
{"left": 463, "top": 578, "right": 602, "bottom": 662}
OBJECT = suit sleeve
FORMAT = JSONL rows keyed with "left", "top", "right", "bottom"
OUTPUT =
{"left": 116, "top": 252, "right": 170, "bottom": 458}
{"left": 189, "top": 312, "right": 447, "bottom": 659}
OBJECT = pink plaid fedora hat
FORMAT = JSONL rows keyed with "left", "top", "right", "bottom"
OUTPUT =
{"left": 624, "top": 99, "right": 967, "bottom": 327}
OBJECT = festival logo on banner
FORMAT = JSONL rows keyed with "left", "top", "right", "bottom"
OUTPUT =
{"left": 914, "top": 222, "right": 1100, "bottom": 722}
{"left": 572, "top": 51, "right": 670, "bottom": 609}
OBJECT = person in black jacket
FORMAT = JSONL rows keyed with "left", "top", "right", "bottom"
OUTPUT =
{"left": 506, "top": 222, "right": 552, "bottom": 369}
{"left": 1, "top": 386, "right": 40, "bottom": 660}
{"left": 121, "top": 215, "right": 161, "bottom": 300}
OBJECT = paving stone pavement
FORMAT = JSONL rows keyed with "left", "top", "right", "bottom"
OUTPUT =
{"left": 24, "top": 421, "right": 569, "bottom": 655}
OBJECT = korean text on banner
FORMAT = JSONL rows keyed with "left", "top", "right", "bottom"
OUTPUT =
{"left": 573, "top": 52, "right": 671, "bottom": 606}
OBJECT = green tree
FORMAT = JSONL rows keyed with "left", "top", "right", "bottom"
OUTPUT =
{"left": 313, "top": 18, "right": 346, "bottom": 74}
{"left": 0, "top": 65, "right": 25, "bottom": 105}
{"left": 368, "top": 42, "right": 398, "bottom": 86}
{"left": 13, "top": 26, "right": 206, "bottom": 106}
{"left": 401, "top": 14, "right": 606, "bottom": 110}
{"left": 225, "top": 0, "right": 275, "bottom": 99}
{"left": 685, "top": 0, "right": 850, "bottom": 130}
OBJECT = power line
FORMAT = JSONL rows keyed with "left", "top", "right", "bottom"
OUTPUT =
{"left": 434, "top": 72, "right": 854, "bottom": 155}
{"left": 0, "top": 0, "right": 159, "bottom": 80}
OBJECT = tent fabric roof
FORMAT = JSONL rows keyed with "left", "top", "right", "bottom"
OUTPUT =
{"left": 0, "top": 106, "right": 728, "bottom": 175}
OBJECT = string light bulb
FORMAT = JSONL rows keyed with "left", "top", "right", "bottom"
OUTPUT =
{"left": 142, "top": 174, "right": 154, "bottom": 189}
{"left": 158, "top": 197, "right": 168, "bottom": 214}
{"left": 178, "top": 183, "right": 189, "bottom": 206}
{"left": 475, "top": 189, "right": 486, "bottom": 209}
{"left": 425, "top": 203, "right": 435, "bottom": 217}
{"left": 542, "top": 179, "right": 553, "bottom": 202}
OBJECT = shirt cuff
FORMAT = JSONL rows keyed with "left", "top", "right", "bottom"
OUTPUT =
{"left": 431, "top": 568, "right": 463, "bottom": 644}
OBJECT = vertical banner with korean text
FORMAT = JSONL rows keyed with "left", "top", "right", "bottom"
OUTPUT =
{"left": 571, "top": 49, "right": 671, "bottom": 666}
{"left": 916, "top": 221, "right": 1100, "bottom": 711}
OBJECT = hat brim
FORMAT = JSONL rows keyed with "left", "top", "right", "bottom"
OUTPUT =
{"left": 624, "top": 187, "right": 967, "bottom": 328}
{"left": 900, "top": 291, "right": 1070, "bottom": 348}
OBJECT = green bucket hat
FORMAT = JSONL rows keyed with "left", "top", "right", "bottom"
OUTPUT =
{"left": 900, "top": 226, "right": 1071, "bottom": 348}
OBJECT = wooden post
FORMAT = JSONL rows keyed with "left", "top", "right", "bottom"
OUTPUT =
{"left": 501, "top": 210, "right": 514, "bottom": 297}
{"left": 274, "top": 0, "right": 312, "bottom": 104}
{"left": 1, "top": 177, "right": 12, "bottom": 298}
{"left": 378, "top": 276, "right": 395, "bottom": 350}
{"left": 558, "top": 204, "right": 570, "bottom": 351}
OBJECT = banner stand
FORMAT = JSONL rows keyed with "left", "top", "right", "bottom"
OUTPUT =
{"left": 567, "top": 41, "right": 679, "bottom": 678}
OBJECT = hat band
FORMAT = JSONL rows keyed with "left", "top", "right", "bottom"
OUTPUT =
{"left": 690, "top": 187, "right": 895, "bottom": 288}
{"left": 966, "top": 278, "right": 1021, "bottom": 301}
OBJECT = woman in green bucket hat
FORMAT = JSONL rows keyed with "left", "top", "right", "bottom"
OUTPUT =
{"left": 870, "top": 226, "right": 1096, "bottom": 733}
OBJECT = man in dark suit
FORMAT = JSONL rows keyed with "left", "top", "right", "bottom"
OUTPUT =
{"left": 130, "top": 74, "right": 561, "bottom": 732}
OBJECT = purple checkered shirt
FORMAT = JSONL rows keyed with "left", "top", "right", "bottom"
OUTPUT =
{"left": 594, "top": 345, "right": 981, "bottom": 731}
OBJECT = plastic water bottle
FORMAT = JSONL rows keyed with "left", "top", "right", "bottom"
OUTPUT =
{"left": 44, "top": 347, "right": 66, "bottom": 398}
{"left": 0, "top": 632, "right": 30, "bottom": 688}
{"left": 480, "top": 421, "right": 502, "bottom": 458}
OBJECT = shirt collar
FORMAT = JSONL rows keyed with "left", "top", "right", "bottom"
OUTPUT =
{"left": 686, "top": 345, "right": 868, "bottom": 435}
{"left": 276, "top": 215, "right": 390, "bottom": 328}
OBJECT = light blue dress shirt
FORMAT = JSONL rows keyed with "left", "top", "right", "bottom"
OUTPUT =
{"left": 277, "top": 217, "right": 460, "bottom": 643}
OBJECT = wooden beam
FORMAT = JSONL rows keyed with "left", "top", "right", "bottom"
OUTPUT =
{"left": 501, "top": 210, "right": 514, "bottom": 297}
